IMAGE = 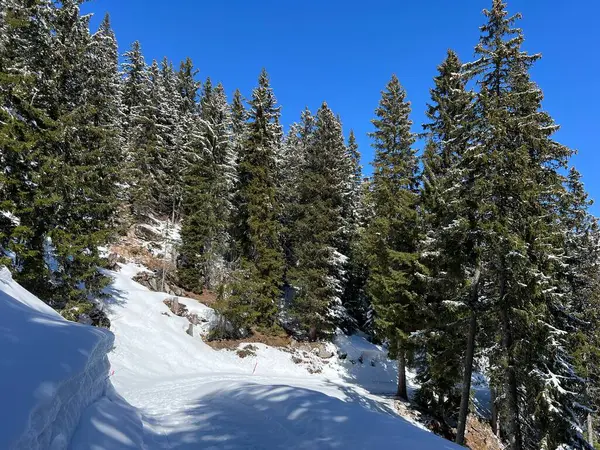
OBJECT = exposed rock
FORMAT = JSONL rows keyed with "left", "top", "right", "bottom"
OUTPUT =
{"left": 186, "top": 323, "right": 194, "bottom": 336}
{"left": 133, "top": 271, "right": 159, "bottom": 291}
{"left": 465, "top": 416, "right": 503, "bottom": 450}
{"left": 236, "top": 344, "right": 258, "bottom": 358}
{"left": 187, "top": 313, "right": 201, "bottom": 325}
{"left": 106, "top": 253, "right": 121, "bottom": 271}
{"left": 316, "top": 343, "right": 334, "bottom": 359}
{"left": 134, "top": 224, "right": 163, "bottom": 242}
{"left": 163, "top": 298, "right": 189, "bottom": 317}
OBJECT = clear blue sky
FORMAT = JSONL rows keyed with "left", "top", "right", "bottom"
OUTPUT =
{"left": 82, "top": 0, "right": 600, "bottom": 215}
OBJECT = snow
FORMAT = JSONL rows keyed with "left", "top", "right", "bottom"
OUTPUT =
{"left": 74, "top": 263, "right": 459, "bottom": 449}
{"left": 0, "top": 266, "right": 114, "bottom": 450}
{"left": 1, "top": 261, "right": 461, "bottom": 449}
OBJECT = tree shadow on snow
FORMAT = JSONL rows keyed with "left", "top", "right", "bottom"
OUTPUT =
{"left": 140, "top": 383, "right": 457, "bottom": 450}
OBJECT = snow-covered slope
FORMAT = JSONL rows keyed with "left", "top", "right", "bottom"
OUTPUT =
{"left": 0, "top": 261, "right": 460, "bottom": 449}
{"left": 0, "top": 267, "right": 114, "bottom": 450}
{"left": 71, "top": 263, "right": 459, "bottom": 449}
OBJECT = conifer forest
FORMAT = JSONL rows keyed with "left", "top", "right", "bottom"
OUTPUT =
{"left": 1, "top": 1, "right": 599, "bottom": 449}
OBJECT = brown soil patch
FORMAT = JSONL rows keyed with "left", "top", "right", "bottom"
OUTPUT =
{"left": 192, "top": 289, "right": 218, "bottom": 306}
{"left": 205, "top": 330, "right": 291, "bottom": 350}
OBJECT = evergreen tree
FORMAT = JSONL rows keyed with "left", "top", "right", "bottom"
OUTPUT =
{"left": 279, "top": 108, "right": 313, "bottom": 283}
{"left": 0, "top": 0, "right": 56, "bottom": 294}
{"left": 418, "top": 50, "right": 482, "bottom": 442}
{"left": 464, "top": 2, "right": 587, "bottom": 447}
{"left": 341, "top": 130, "right": 370, "bottom": 330}
{"left": 179, "top": 79, "right": 234, "bottom": 292}
{"left": 220, "top": 70, "right": 284, "bottom": 336}
{"left": 363, "top": 74, "right": 423, "bottom": 400}
{"left": 288, "top": 103, "right": 351, "bottom": 341}
{"left": 43, "top": 0, "right": 120, "bottom": 313}
{"left": 158, "top": 57, "right": 184, "bottom": 219}
{"left": 121, "top": 41, "right": 154, "bottom": 217}
{"left": 561, "top": 168, "right": 600, "bottom": 447}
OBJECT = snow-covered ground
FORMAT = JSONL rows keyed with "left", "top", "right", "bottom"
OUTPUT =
{"left": 1, "top": 261, "right": 460, "bottom": 449}
{"left": 72, "top": 263, "right": 459, "bottom": 449}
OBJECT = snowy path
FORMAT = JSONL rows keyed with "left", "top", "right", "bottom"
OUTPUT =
{"left": 120, "top": 374, "right": 451, "bottom": 450}
{"left": 71, "top": 264, "right": 460, "bottom": 449}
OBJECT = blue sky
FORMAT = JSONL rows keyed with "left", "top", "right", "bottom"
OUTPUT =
{"left": 82, "top": 1, "right": 600, "bottom": 214}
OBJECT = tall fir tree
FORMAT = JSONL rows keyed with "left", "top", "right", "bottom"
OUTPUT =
{"left": 288, "top": 103, "right": 351, "bottom": 340}
{"left": 0, "top": 0, "right": 56, "bottom": 294}
{"left": 418, "top": 49, "right": 482, "bottom": 443}
{"left": 43, "top": 0, "right": 120, "bottom": 313}
{"left": 220, "top": 70, "right": 284, "bottom": 336}
{"left": 363, "top": 74, "right": 423, "bottom": 400}
{"left": 279, "top": 108, "right": 313, "bottom": 286}
{"left": 341, "top": 130, "right": 370, "bottom": 331}
{"left": 464, "top": 1, "right": 588, "bottom": 447}
{"left": 179, "top": 79, "right": 234, "bottom": 292}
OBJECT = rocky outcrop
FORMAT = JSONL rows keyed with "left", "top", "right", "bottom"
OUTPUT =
{"left": 289, "top": 340, "right": 335, "bottom": 359}
{"left": 133, "top": 224, "right": 163, "bottom": 242}
{"left": 133, "top": 270, "right": 183, "bottom": 297}
{"left": 106, "top": 253, "right": 126, "bottom": 271}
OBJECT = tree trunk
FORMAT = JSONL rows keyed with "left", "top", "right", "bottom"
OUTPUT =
{"left": 308, "top": 325, "right": 317, "bottom": 342}
{"left": 491, "top": 386, "right": 500, "bottom": 437}
{"left": 397, "top": 341, "right": 408, "bottom": 401}
{"left": 456, "top": 311, "right": 477, "bottom": 445}
{"left": 588, "top": 413, "right": 594, "bottom": 448}
{"left": 456, "top": 267, "right": 481, "bottom": 445}
{"left": 500, "top": 289, "right": 522, "bottom": 450}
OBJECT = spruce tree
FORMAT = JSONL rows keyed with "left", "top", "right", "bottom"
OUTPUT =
{"left": 0, "top": 0, "right": 56, "bottom": 293}
{"left": 363, "top": 74, "right": 423, "bottom": 400}
{"left": 121, "top": 41, "right": 153, "bottom": 217}
{"left": 560, "top": 168, "right": 600, "bottom": 448}
{"left": 220, "top": 70, "right": 284, "bottom": 336}
{"left": 279, "top": 108, "right": 313, "bottom": 285}
{"left": 418, "top": 50, "right": 482, "bottom": 442}
{"left": 288, "top": 103, "right": 351, "bottom": 340}
{"left": 179, "top": 79, "right": 234, "bottom": 292}
{"left": 464, "top": 2, "right": 587, "bottom": 447}
{"left": 341, "top": 130, "right": 369, "bottom": 330}
{"left": 44, "top": 0, "right": 120, "bottom": 313}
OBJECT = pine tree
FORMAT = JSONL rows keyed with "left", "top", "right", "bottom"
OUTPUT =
{"left": 279, "top": 108, "right": 313, "bottom": 284}
{"left": 288, "top": 103, "right": 351, "bottom": 341}
{"left": 363, "top": 74, "right": 423, "bottom": 400}
{"left": 121, "top": 41, "right": 154, "bottom": 217}
{"left": 158, "top": 57, "right": 184, "bottom": 219}
{"left": 0, "top": 0, "right": 56, "bottom": 293}
{"left": 561, "top": 168, "right": 600, "bottom": 448}
{"left": 220, "top": 70, "right": 284, "bottom": 336}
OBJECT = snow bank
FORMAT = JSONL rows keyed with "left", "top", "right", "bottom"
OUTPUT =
{"left": 0, "top": 267, "right": 114, "bottom": 450}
